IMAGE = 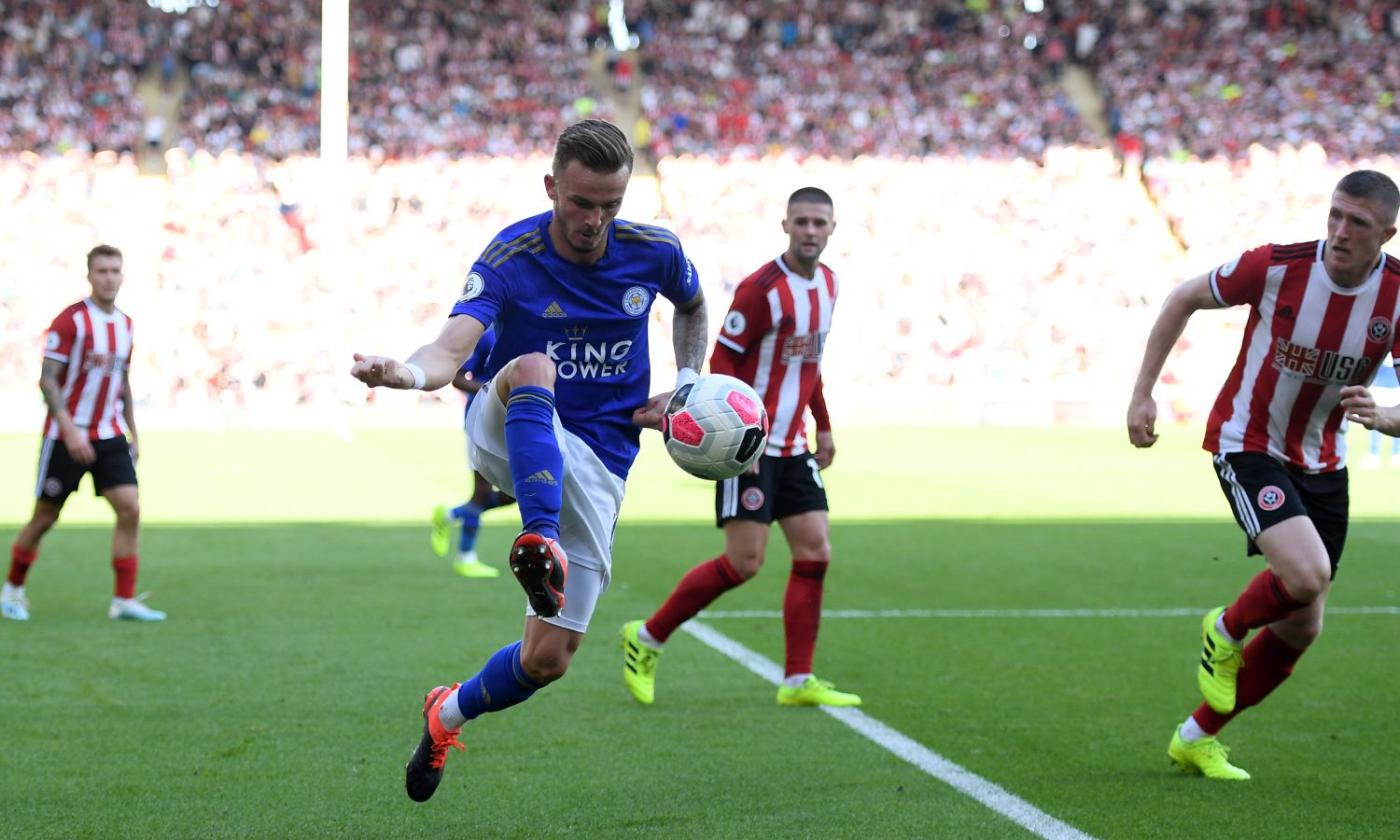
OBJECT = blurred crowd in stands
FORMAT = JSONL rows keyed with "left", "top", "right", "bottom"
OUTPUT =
{"left": 5, "top": 144, "right": 1393, "bottom": 427}
{"left": 0, "top": 0, "right": 1398, "bottom": 427}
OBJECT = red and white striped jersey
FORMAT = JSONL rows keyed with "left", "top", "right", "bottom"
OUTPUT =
{"left": 1203, "top": 241, "right": 1400, "bottom": 471}
{"left": 711, "top": 255, "right": 837, "bottom": 457}
{"left": 42, "top": 299, "right": 134, "bottom": 441}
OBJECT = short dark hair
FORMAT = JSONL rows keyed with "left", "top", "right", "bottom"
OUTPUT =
{"left": 787, "top": 187, "right": 834, "bottom": 210}
{"left": 553, "top": 119, "right": 633, "bottom": 176}
{"left": 1336, "top": 170, "right": 1400, "bottom": 226}
{"left": 86, "top": 244, "right": 122, "bottom": 269}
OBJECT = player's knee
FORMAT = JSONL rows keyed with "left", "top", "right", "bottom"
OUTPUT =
{"left": 728, "top": 550, "right": 765, "bottom": 580}
{"left": 507, "top": 353, "right": 556, "bottom": 390}
{"left": 113, "top": 501, "right": 140, "bottom": 527}
{"left": 519, "top": 647, "right": 570, "bottom": 684}
{"left": 1278, "top": 564, "right": 1329, "bottom": 604}
{"left": 797, "top": 540, "right": 831, "bottom": 564}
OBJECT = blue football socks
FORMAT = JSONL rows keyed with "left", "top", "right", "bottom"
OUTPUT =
{"left": 455, "top": 641, "right": 544, "bottom": 721}
{"left": 504, "top": 386, "right": 563, "bottom": 542}
{"left": 450, "top": 492, "right": 515, "bottom": 552}
{"left": 452, "top": 501, "right": 486, "bottom": 552}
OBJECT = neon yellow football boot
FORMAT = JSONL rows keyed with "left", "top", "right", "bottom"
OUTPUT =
{"left": 777, "top": 676, "right": 862, "bottom": 707}
{"left": 430, "top": 505, "right": 451, "bottom": 558}
{"left": 1168, "top": 729, "right": 1250, "bottom": 780}
{"left": 620, "top": 620, "right": 662, "bottom": 705}
{"left": 453, "top": 552, "right": 501, "bottom": 578}
{"left": 1198, "top": 606, "right": 1244, "bottom": 713}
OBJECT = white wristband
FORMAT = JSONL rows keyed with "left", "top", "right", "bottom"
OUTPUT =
{"left": 676, "top": 367, "right": 699, "bottom": 389}
{"left": 403, "top": 362, "right": 426, "bottom": 390}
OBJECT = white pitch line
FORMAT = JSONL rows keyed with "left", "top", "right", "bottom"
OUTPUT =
{"left": 699, "top": 606, "right": 1400, "bottom": 619}
{"left": 680, "top": 620, "right": 1097, "bottom": 840}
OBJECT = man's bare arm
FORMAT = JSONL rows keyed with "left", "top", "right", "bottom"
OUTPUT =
{"left": 352, "top": 315, "right": 486, "bottom": 390}
{"left": 1126, "top": 273, "right": 1219, "bottom": 447}
{"left": 39, "top": 358, "right": 76, "bottom": 433}
{"left": 41, "top": 357, "right": 95, "bottom": 463}
{"left": 672, "top": 290, "right": 708, "bottom": 373}
{"left": 121, "top": 369, "right": 137, "bottom": 437}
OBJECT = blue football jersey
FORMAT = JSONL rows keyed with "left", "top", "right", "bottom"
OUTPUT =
{"left": 457, "top": 326, "right": 497, "bottom": 428}
{"left": 451, "top": 211, "right": 701, "bottom": 478}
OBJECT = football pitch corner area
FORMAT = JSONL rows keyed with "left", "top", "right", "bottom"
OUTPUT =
{"left": 2, "top": 427, "right": 1400, "bottom": 837}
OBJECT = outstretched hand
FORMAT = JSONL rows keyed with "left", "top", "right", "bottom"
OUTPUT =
{"left": 350, "top": 353, "right": 414, "bottom": 389}
{"left": 632, "top": 391, "right": 671, "bottom": 430}
{"left": 1126, "top": 394, "right": 1159, "bottom": 448}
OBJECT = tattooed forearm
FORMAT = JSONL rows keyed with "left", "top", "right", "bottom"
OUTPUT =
{"left": 38, "top": 358, "right": 71, "bottom": 425}
{"left": 672, "top": 292, "right": 709, "bottom": 372}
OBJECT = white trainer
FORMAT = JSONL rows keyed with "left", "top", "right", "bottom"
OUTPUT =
{"left": 109, "top": 593, "right": 166, "bottom": 622}
{"left": 1, "top": 583, "right": 29, "bottom": 621}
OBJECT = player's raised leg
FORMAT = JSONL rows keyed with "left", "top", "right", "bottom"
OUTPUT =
{"left": 774, "top": 510, "right": 859, "bottom": 707}
{"left": 492, "top": 354, "right": 568, "bottom": 616}
{"left": 1199, "top": 515, "right": 1327, "bottom": 712}
{"left": 3, "top": 501, "right": 61, "bottom": 621}
{"left": 622, "top": 521, "right": 763, "bottom": 704}
{"left": 102, "top": 484, "right": 164, "bottom": 621}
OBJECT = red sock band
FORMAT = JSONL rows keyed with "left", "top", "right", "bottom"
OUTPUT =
{"left": 8, "top": 544, "right": 37, "bottom": 587}
{"left": 783, "top": 560, "right": 828, "bottom": 677}
{"left": 645, "top": 555, "right": 744, "bottom": 643}
{"left": 1222, "top": 570, "right": 1305, "bottom": 640}
{"left": 112, "top": 555, "right": 138, "bottom": 599}
{"left": 1193, "top": 627, "right": 1306, "bottom": 734}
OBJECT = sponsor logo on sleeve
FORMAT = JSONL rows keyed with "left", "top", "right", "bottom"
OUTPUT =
{"left": 458, "top": 272, "right": 485, "bottom": 303}
{"left": 723, "top": 311, "right": 746, "bottom": 336}
{"left": 45, "top": 331, "right": 60, "bottom": 351}
{"left": 1217, "top": 256, "right": 1241, "bottom": 278}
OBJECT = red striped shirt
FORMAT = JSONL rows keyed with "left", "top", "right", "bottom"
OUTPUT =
{"left": 42, "top": 299, "right": 134, "bottom": 441}
{"left": 711, "top": 256, "right": 838, "bottom": 457}
{"left": 1203, "top": 242, "right": 1400, "bottom": 471}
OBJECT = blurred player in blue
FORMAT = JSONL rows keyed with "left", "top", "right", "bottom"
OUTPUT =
{"left": 429, "top": 325, "right": 514, "bottom": 578}
{"left": 350, "top": 119, "right": 708, "bottom": 803}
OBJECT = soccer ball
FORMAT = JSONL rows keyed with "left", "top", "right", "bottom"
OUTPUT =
{"left": 662, "top": 374, "right": 769, "bottom": 480}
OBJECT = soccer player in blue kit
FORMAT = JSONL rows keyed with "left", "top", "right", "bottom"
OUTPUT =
{"left": 350, "top": 120, "right": 709, "bottom": 802}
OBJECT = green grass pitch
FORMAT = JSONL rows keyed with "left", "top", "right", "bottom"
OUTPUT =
{"left": 1, "top": 426, "right": 1398, "bottom": 838}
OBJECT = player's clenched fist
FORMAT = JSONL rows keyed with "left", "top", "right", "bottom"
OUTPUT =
{"left": 351, "top": 353, "right": 414, "bottom": 389}
{"left": 1126, "top": 394, "right": 1159, "bottom": 448}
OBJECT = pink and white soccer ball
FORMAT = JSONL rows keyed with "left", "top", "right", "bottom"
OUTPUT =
{"left": 661, "top": 374, "right": 769, "bottom": 480}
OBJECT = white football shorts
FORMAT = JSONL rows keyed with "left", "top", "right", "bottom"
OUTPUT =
{"left": 465, "top": 379, "right": 625, "bottom": 634}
